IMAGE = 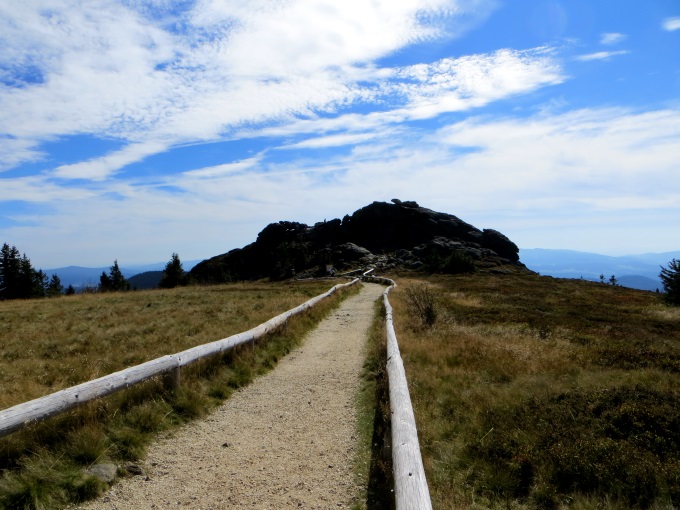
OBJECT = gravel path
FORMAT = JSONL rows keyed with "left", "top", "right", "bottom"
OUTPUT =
{"left": 77, "top": 282, "right": 385, "bottom": 510}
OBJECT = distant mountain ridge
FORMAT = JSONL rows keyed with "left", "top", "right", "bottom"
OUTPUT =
{"left": 43, "top": 237, "right": 677, "bottom": 293}
{"left": 45, "top": 261, "right": 201, "bottom": 289}
{"left": 520, "top": 248, "right": 680, "bottom": 291}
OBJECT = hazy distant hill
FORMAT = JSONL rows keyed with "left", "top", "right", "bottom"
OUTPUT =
{"left": 46, "top": 260, "right": 201, "bottom": 289}
{"left": 128, "top": 271, "right": 163, "bottom": 290}
{"left": 519, "top": 249, "right": 680, "bottom": 291}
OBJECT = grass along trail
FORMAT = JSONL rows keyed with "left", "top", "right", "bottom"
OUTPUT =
{"left": 75, "top": 282, "right": 386, "bottom": 509}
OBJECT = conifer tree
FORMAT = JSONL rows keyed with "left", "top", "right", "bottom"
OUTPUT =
{"left": 159, "top": 253, "right": 187, "bottom": 289}
{"left": 660, "top": 259, "right": 680, "bottom": 305}
{"left": 99, "top": 271, "right": 112, "bottom": 292}
{"left": 0, "top": 243, "right": 21, "bottom": 299}
{"left": 47, "top": 274, "right": 64, "bottom": 297}
{"left": 109, "top": 260, "right": 129, "bottom": 291}
{"left": 0, "top": 243, "right": 45, "bottom": 299}
{"left": 99, "top": 260, "right": 130, "bottom": 292}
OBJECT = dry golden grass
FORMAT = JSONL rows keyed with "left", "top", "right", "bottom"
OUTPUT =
{"left": 388, "top": 274, "right": 680, "bottom": 509}
{"left": 0, "top": 279, "right": 360, "bottom": 510}
{"left": 0, "top": 280, "right": 333, "bottom": 410}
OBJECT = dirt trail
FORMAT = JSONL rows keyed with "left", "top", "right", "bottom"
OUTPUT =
{"left": 77, "top": 282, "right": 385, "bottom": 510}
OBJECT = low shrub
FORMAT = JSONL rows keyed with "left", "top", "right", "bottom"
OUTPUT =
{"left": 441, "top": 251, "right": 476, "bottom": 274}
{"left": 404, "top": 284, "right": 438, "bottom": 328}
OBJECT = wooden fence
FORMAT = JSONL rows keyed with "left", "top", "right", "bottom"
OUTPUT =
{"left": 0, "top": 273, "right": 432, "bottom": 509}
{"left": 0, "top": 279, "right": 359, "bottom": 439}
{"left": 363, "top": 273, "right": 433, "bottom": 510}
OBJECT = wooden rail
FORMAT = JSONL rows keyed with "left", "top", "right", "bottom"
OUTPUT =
{"left": 363, "top": 273, "right": 433, "bottom": 510}
{"left": 0, "top": 279, "right": 359, "bottom": 439}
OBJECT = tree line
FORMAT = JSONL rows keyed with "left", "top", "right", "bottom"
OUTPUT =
{"left": 1, "top": 243, "right": 189, "bottom": 300}
{"left": 0, "top": 243, "right": 69, "bottom": 299}
{"left": 3, "top": 240, "right": 680, "bottom": 305}
{"left": 97, "top": 253, "right": 188, "bottom": 292}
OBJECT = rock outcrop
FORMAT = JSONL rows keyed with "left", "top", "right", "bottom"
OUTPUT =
{"left": 190, "top": 200, "right": 532, "bottom": 282}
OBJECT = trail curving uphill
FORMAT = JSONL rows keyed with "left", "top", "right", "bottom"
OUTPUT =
{"left": 77, "top": 282, "right": 385, "bottom": 510}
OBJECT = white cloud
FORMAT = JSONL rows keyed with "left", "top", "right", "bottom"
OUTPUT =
{"left": 249, "top": 48, "right": 565, "bottom": 144}
{"left": 0, "top": 138, "right": 45, "bottom": 172}
{"left": 0, "top": 1, "right": 179, "bottom": 139}
{"left": 18, "top": 39, "right": 562, "bottom": 180}
{"left": 662, "top": 17, "right": 680, "bottom": 31}
{"left": 0, "top": 0, "right": 522, "bottom": 181}
{"left": 7, "top": 2, "right": 678, "bottom": 264}
{"left": 435, "top": 108, "right": 680, "bottom": 207}
{"left": 395, "top": 48, "right": 564, "bottom": 119}
{"left": 53, "top": 141, "right": 168, "bottom": 180}
{"left": 575, "top": 50, "right": 630, "bottom": 62}
{"left": 182, "top": 155, "right": 263, "bottom": 178}
{"left": 239, "top": 107, "right": 680, "bottom": 246}
{"left": 6, "top": 107, "right": 680, "bottom": 266}
{"left": 283, "top": 132, "right": 382, "bottom": 150}
{"left": 600, "top": 32, "right": 626, "bottom": 45}
{"left": 0, "top": 175, "right": 96, "bottom": 203}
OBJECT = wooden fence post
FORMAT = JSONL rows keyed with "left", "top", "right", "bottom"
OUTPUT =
{"left": 363, "top": 275, "right": 433, "bottom": 510}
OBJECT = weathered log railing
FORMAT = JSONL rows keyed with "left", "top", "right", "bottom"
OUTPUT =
{"left": 363, "top": 272, "right": 433, "bottom": 510}
{"left": 0, "top": 279, "right": 359, "bottom": 439}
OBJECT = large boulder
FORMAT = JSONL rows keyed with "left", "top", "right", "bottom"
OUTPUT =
{"left": 190, "top": 200, "right": 529, "bottom": 282}
{"left": 340, "top": 200, "right": 519, "bottom": 261}
{"left": 332, "top": 243, "right": 374, "bottom": 267}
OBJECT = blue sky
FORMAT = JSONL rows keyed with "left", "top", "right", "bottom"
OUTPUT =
{"left": 1, "top": 0, "right": 679, "bottom": 268}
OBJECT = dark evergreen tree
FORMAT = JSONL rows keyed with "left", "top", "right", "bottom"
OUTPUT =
{"left": 32, "top": 268, "right": 48, "bottom": 298}
{"left": 660, "top": 258, "right": 680, "bottom": 305}
{"left": 159, "top": 253, "right": 187, "bottom": 289}
{"left": 47, "top": 274, "right": 64, "bottom": 297}
{"left": 99, "top": 260, "right": 130, "bottom": 292}
{"left": 99, "top": 271, "right": 113, "bottom": 292}
{"left": 109, "top": 260, "right": 130, "bottom": 291}
{"left": 17, "top": 255, "right": 32, "bottom": 298}
{"left": 0, "top": 243, "right": 21, "bottom": 299}
{"left": 65, "top": 284, "right": 76, "bottom": 296}
{"left": 0, "top": 243, "right": 45, "bottom": 299}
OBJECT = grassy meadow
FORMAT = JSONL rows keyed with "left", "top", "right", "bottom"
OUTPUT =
{"left": 0, "top": 280, "right": 334, "bottom": 409}
{"left": 389, "top": 274, "right": 680, "bottom": 510}
{"left": 0, "top": 279, "right": 356, "bottom": 509}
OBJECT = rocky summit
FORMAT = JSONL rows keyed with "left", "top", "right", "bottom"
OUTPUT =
{"left": 190, "top": 200, "right": 533, "bottom": 282}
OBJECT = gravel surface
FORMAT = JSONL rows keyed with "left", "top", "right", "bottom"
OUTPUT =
{"left": 77, "top": 282, "right": 385, "bottom": 510}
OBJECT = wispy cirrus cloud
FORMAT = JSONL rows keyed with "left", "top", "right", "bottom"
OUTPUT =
{"left": 255, "top": 48, "right": 565, "bottom": 147}
{"left": 53, "top": 141, "right": 169, "bottom": 180}
{"left": 394, "top": 48, "right": 564, "bottom": 119}
{"left": 283, "top": 132, "right": 383, "bottom": 150}
{"left": 575, "top": 50, "right": 630, "bottom": 62}
{"left": 1, "top": 0, "right": 546, "bottom": 182}
{"left": 0, "top": 137, "right": 45, "bottom": 172}
{"left": 182, "top": 155, "right": 264, "bottom": 179}
{"left": 24, "top": 41, "right": 563, "bottom": 181}
{"left": 662, "top": 17, "right": 680, "bottom": 31}
{"left": 600, "top": 32, "right": 626, "bottom": 45}
{"left": 4, "top": 105, "right": 679, "bottom": 265}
